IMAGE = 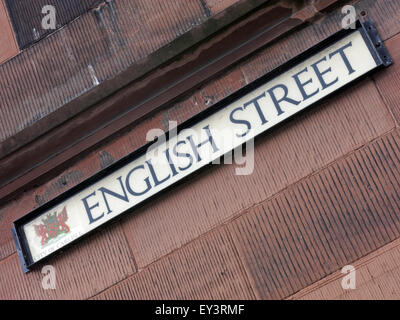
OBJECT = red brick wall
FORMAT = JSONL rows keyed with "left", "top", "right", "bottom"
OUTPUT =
{"left": 1, "top": 0, "right": 400, "bottom": 299}
{"left": 0, "top": 0, "right": 18, "bottom": 63}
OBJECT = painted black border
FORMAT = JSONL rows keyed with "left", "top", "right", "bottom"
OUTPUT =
{"left": 12, "top": 19, "right": 392, "bottom": 273}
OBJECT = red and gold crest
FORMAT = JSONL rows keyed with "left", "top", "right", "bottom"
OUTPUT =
{"left": 34, "top": 206, "right": 70, "bottom": 246}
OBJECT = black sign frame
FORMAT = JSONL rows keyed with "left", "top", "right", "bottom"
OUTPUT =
{"left": 12, "top": 19, "right": 392, "bottom": 273}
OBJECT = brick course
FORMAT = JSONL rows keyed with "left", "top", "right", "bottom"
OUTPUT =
{"left": 0, "top": 0, "right": 18, "bottom": 63}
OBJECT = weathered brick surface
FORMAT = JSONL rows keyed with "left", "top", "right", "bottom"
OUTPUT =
{"left": 122, "top": 78, "right": 393, "bottom": 269}
{"left": 240, "top": 0, "right": 400, "bottom": 85}
{"left": 374, "top": 32, "right": 400, "bottom": 126}
{"left": 312, "top": 0, "right": 346, "bottom": 12}
{"left": 0, "top": 0, "right": 18, "bottom": 63}
{"left": 240, "top": 11, "right": 340, "bottom": 84}
{"left": 0, "top": 195, "right": 38, "bottom": 261}
{"left": 0, "top": 0, "right": 293, "bottom": 194}
{"left": 165, "top": 67, "right": 246, "bottom": 126}
{"left": 229, "top": 131, "right": 400, "bottom": 299}
{"left": 93, "top": 227, "right": 255, "bottom": 300}
{"left": 289, "top": 236, "right": 400, "bottom": 300}
{"left": 0, "top": 222, "right": 136, "bottom": 299}
{"left": 205, "top": 0, "right": 241, "bottom": 15}
{"left": 5, "top": 0, "right": 398, "bottom": 201}
{"left": 0, "top": 0, "right": 209, "bottom": 143}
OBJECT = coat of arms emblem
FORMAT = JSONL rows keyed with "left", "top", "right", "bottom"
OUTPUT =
{"left": 34, "top": 206, "right": 70, "bottom": 246}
